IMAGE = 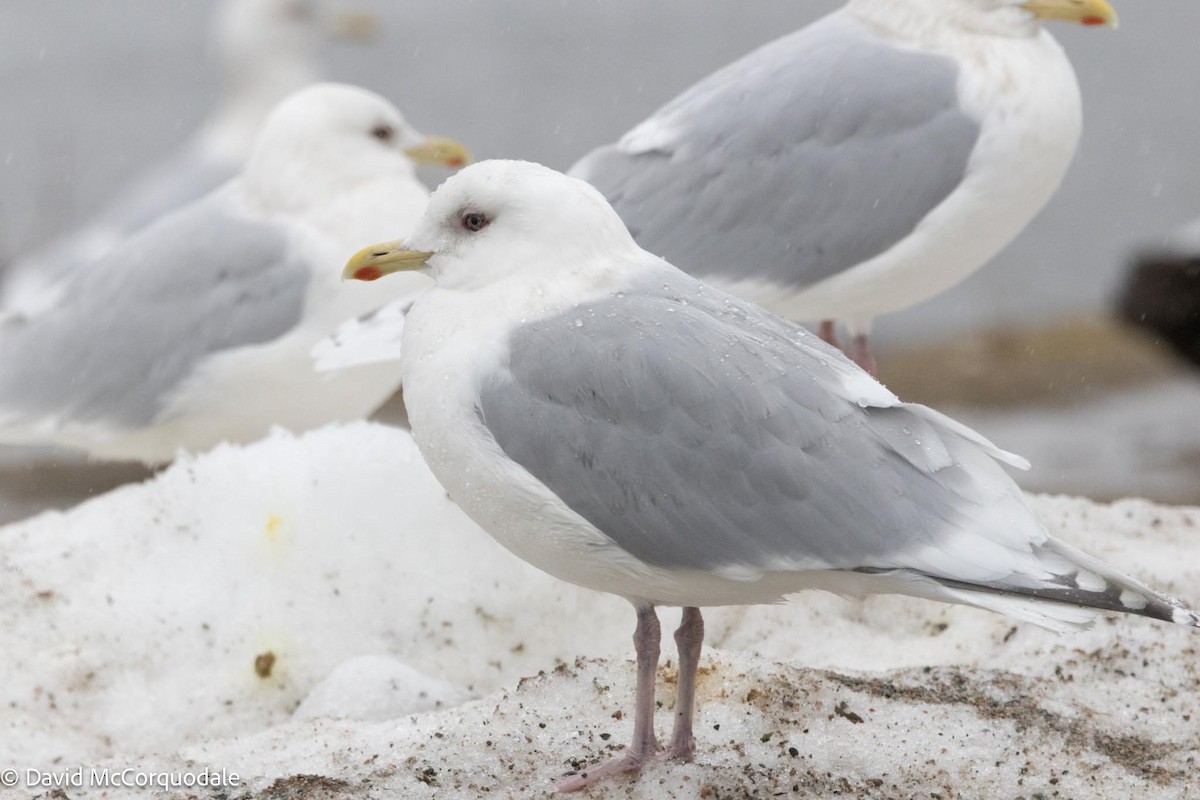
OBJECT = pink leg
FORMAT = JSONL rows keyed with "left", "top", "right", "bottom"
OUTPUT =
{"left": 818, "top": 320, "right": 841, "bottom": 349}
{"left": 850, "top": 333, "right": 877, "bottom": 376}
{"left": 557, "top": 606, "right": 661, "bottom": 793}
{"left": 665, "top": 607, "right": 704, "bottom": 762}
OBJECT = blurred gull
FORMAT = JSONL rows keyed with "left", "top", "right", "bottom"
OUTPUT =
{"left": 346, "top": 160, "right": 1198, "bottom": 792}
{"left": 2, "top": 0, "right": 380, "bottom": 316}
{"left": 570, "top": 0, "right": 1118, "bottom": 372}
{"left": 0, "top": 83, "right": 466, "bottom": 464}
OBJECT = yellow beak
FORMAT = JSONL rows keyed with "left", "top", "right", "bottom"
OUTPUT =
{"left": 404, "top": 137, "right": 471, "bottom": 169}
{"left": 343, "top": 240, "right": 434, "bottom": 282}
{"left": 1022, "top": 0, "right": 1118, "bottom": 27}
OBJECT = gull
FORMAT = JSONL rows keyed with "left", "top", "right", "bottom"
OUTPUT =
{"left": 346, "top": 160, "right": 1198, "bottom": 792}
{"left": 570, "top": 0, "right": 1119, "bottom": 372}
{"left": 3, "top": 0, "right": 381, "bottom": 317}
{"left": 0, "top": 83, "right": 466, "bottom": 464}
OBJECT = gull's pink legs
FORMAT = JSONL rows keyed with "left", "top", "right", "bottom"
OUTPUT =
{"left": 819, "top": 319, "right": 877, "bottom": 376}
{"left": 665, "top": 607, "right": 704, "bottom": 761}
{"left": 557, "top": 606, "right": 706, "bottom": 792}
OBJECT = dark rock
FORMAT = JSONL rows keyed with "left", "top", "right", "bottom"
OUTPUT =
{"left": 1117, "top": 255, "right": 1200, "bottom": 367}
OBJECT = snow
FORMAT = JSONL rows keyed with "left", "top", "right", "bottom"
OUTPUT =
{"left": 0, "top": 424, "right": 631, "bottom": 767}
{"left": 2, "top": 422, "right": 1198, "bottom": 798}
{"left": 292, "top": 656, "right": 472, "bottom": 722}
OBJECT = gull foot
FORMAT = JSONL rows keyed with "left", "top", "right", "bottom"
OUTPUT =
{"left": 556, "top": 753, "right": 647, "bottom": 793}
{"left": 557, "top": 743, "right": 698, "bottom": 793}
{"left": 662, "top": 740, "right": 695, "bottom": 764}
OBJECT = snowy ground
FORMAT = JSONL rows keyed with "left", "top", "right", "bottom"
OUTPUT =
{"left": 3, "top": 423, "right": 1197, "bottom": 799}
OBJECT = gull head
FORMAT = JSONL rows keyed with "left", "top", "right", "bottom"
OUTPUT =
{"left": 344, "top": 160, "right": 640, "bottom": 291}
{"left": 214, "top": 0, "right": 378, "bottom": 70}
{"left": 241, "top": 83, "right": 469, "bottom": 213}
{"left": 214, "top": 0, "right": 323, "bottom": 76}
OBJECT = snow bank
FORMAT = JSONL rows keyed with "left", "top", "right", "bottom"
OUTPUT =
{"left": 0, "top": 424, "right": 631, "bottom": 767}
{"left": 2, "top": 423, "right": 1197, "bottom": 798}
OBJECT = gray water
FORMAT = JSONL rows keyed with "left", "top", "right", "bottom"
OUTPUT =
{"left": 1, "top": 0, "right": 1198, "bottom": 343}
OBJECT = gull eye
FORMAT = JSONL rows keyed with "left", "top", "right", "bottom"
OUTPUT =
{"left": 370, "top": 124, "right": 394, "bottom": 142}
{"left": 461, "top": 211, "right": 490, "bottom": 232}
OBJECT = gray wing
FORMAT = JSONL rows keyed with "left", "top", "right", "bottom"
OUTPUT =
{"left": 3, "top": 148, "right": 237, "bottom": 309}
{"left": 569, "top": 12, "right": 981, "bottom": 289}
{"left": 0, "top": 191, "right": 307, "bottom": 429}
{"left": 478, "top": 267, "right": 1038, "bottom": 584}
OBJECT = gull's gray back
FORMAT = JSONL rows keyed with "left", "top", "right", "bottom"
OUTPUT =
{"left": 477, "top": 268, "right": 1029, "bottom": 577}
{"left": 571, "top": 14, "right": 981, "bottom": 290}
{"left": 0, "top": 192, "right": 307, "bottom": 429}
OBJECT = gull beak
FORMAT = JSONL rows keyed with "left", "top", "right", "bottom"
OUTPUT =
{"left": 1022, "top": 0, "right": 1118, "bottom": 27}
{"left": 343, "top": 240, "right": 433, "bottom": 282}
{"left": 404, "top": 136, "right": 471, "bottom": 169}
{"left": 331, "top": 10, "right": 380, "bottom": 43}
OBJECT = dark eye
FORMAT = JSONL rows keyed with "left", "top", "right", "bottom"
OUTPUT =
{"left": 371, "top": 124, "right": 394, "bottom": 142}
{"left": 461, "top": 211, "right": 490, "bottom": 232}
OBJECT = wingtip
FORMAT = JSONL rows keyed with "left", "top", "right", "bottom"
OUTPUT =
{"left": 1171, "top": 605, "right": 1200, "bottom": 628}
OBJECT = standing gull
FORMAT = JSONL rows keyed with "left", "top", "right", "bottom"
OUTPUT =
{"left": 0, "top": 83, "right": 466, "bottom": 464}
{"left": 570, "top": 0, "right": 1118, "bottom": 372}
{"left": 2, "top": 0, "right": 380, "bottom": 317}
{"left": 346, "top": 160, "right": 1198, "bottom": 792}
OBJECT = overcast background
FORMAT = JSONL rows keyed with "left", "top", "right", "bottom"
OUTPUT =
{"left": 1, "top": 0, "right": 1197, "bottom": 345}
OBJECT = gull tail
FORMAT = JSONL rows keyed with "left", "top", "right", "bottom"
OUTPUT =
{"left": 928, "top": 537, "right": 1200, "bottom": 632}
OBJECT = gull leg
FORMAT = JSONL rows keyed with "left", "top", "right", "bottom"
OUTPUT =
{"left": 557, "top": 605, "right": 661, "bottom": 792}
{"left": 851, "top": 333, "right": 878, "bottom": 377}
{"left": 818, "top": 320, "right": 841, "bottom": 350}
{"left": 665, "top": 606, "right": 704, "bottom": 762}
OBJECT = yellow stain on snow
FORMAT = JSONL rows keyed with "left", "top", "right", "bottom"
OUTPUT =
{"left": 265, "top": 513, "right": 284, "bottom": 543}
{"left": 260, "top": 512, "right": 292, "bottom": 569}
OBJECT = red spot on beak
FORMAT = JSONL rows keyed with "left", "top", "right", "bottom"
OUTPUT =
{"left": 1081, "top": 15, "right": 1106, "bottom": 25}
{"left": 447, "top": 157, "right": 465, "bottom": 169}
{"left": 354, "top": 266, "right": 383, "bottom": 281}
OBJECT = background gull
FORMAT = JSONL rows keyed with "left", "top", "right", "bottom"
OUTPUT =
{"left": 570, "top": 0, "right": 1118, "bottom": 372}
{"left": 0, "top": 83, "right": 466, "bottom": 464}
{"left": 346, "top": 160, "right": 1198, "bottom": 792}
{"left": 1, "top": 0, "right": 377, "bottom": 317}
